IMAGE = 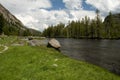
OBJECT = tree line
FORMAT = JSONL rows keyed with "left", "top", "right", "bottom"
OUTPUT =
{"left": 43, "top": 10, "right": 120, "bottom": 39}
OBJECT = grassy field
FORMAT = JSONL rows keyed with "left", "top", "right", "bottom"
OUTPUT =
{"left": 0, "top": 46, "right": 4, "bottom": 52}
{"left": 0, "top": 36, "right": 120, "bottom": 80}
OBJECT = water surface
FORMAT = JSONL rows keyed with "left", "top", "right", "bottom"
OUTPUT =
{"left": 56, "top": 38, "right": 120, "bottom": 75}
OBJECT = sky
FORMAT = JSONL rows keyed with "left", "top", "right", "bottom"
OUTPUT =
{"left": 0, "top": 0, "right": 120, "bottom": 31}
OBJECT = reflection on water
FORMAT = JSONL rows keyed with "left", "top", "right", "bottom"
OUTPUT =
{"left": 56, "top": 38, "right": 120, "bottom": 75}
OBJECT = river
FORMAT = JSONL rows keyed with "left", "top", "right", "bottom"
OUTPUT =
{"left": 55, "top": 38, "right": 120, "bottom": 75}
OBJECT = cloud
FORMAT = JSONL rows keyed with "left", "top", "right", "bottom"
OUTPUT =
{"left": 86, "top": 0, "right": 120, "bottom": 15}
{"left": 15, "top": 9, "right": 70, "bottom": 31}
{"left": 69, "top": 10, "right": 95, "bottom": 20}
{"left": 0, "top": 0, "right": 52, "bottom": 14}
{"left": 63, "top": 0, "right": 83, "bottom": 10}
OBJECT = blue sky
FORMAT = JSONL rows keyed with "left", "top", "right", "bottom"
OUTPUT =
{"left": 0, "top": 0, "right": 120, "bottom": 31}
{"left": 50, "top": 0, "right": 95, "bottom": 11}
{"left": 50, "top": 0, "right": 66, "bottom": 10}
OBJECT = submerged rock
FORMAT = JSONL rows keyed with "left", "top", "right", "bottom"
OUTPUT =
{"left": 28, "top": 40, "right": 36, "bottom": 46}
{"left": 47, "top": 38, "right": 61, "bottom": 49}
{"left": 28, "top": 39, "right": 46, "bottom": 46}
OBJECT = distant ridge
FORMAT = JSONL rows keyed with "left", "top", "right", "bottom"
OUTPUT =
{"left": 104, "top": 13, "right": 120, "bottom": 25}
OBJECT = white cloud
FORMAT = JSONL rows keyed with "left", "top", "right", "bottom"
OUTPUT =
{"left": 15, "top": 9, "right": 70, "bottom": 31}
{"left": 63, "top": 0, "right": 83, "bottom": 10}
{"left": 86, "top": 0, "right": 120, "bottom": 15}
{"left": 16, "top": 14, "right": 38, "bottom": 25}
{"left": 0, "top": 0, "right": 52, "bottom": 14}
{"left": 69, "top": 10, "right": 95, "bottom": 20}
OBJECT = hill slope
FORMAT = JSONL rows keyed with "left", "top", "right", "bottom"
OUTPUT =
{"left": 104, "top": 13, "right": 120, "bottom": 38}
{"left": 0, "top": 4, "right": 41, "bottom": 36}
{"left": 104, "top": 13, "right": 120, "bottom": 25}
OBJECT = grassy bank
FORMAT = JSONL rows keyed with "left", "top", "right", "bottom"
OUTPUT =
{"left": 0, "top": 46, "right": 4, "bottom": 51}
{"left": 0, "top": 43, "right": 120, "bottom": 80}
{"left": 0, "top": 36, "right": 18, "bottom": 45}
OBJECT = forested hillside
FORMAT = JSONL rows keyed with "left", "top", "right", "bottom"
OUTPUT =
{"left": 0, "top": 4, "right": 41, "bottom": 36}
{"left": 43, "top": 11, "right": 120, "bottom": 39}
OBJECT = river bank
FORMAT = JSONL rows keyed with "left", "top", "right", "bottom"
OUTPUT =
{"left": 0, "top": 36, "right": 120, "bottom": 80}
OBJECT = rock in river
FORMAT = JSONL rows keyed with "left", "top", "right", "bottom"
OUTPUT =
{"left": 47, "top": 38, "right": 61, "bottom": 49}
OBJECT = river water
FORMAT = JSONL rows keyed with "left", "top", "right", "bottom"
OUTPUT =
{"left": 56, "top": 38, "right": 120, "bottom": 75}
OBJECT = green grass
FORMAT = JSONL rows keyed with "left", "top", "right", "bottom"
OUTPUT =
{"left": 0, "top": 45, "right": 120, "bottom": 80}
{"left": 0, "top": 46, "right": 4, "bottom": 52}
{"left": 0, "top": 36, "right": 18, "bottom": 45}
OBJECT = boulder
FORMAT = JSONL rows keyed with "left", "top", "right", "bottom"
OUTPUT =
{"left": 28, "top": 37, "right": 33, "bottom": 40}
{"left": 47, "top": 38, "right": 61, "bottom": 49}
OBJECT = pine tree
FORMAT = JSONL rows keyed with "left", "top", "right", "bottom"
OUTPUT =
{"left": 95, "top": 9, "right": 101, "bottom": 38}
{"left": 0, "top": 14, "right": 4, "bottom": 34}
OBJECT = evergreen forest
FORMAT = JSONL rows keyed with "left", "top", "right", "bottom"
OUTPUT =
{"left": 43, "top": 11, "right": 120, "bottom": 39}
